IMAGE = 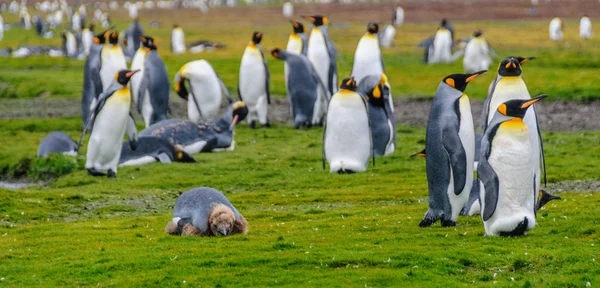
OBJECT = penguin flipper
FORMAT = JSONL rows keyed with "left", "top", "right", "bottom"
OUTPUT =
{"left": 136, "top": 70, "right": 149, "bottom": 115}
{"left": 532, "top": 105, "right": 547, "bottom": 188}
{"left": 442, "top": 124, "right": 467, "bottom": 195}
{"left": 126, "top": 113, "right": 138, "bottom": 151}
{"left": 155, "top": 152, "right": 172, "bottom": 164}
{"left": 479, "top": 159, "right": 499, "bottom": 221}
{"left": 215, "top": 72, "right": 233, "bottom": 104}
{"left": 259, "top": 44, "right": 271, "bottom": 105}
{"left": 480, "top": 77, "right": 498, "bottom": 131}
{"left": 322, "top": 120, "right": 327, "bottom": 170}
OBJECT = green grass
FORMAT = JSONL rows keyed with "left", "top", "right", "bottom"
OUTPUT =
{"left": 0, "top": 117, "right": 599, "bottom": 286}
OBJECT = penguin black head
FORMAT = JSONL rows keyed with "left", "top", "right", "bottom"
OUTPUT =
{"left": 290, "top": 20, "right": 304, "bottom": 34}
{"left": 173, "top": 24, "right": 180, "bottom": 29}
{"left": 270, "top": 48, "right": 286, "bottom": 60}
{"left": 367, "top": 22, "right": 379, "bottom": 34}
{"left": 473, "top": 29, "right": 483, "bottom": 37}
{"left": 365, "top": 73, "right": 389, "bottom": 106}
{"left": 442, "top": 70, "right": 486, "bottom": 92}
{"left": 339, "top": 77, "right": 357, "bottom": 91}
{"left": 139, "top": 35, "right": 157, "bottom": 50}
{"left": 497, "top": 57, "right": 523, "bottom": 77}
{"left": 173, "top": 145, "right": 196, "bottom": 163}
{"left": 302, "top": 15, "right": 328, "bottom": 27}
{"left": 93, "top": 30, "right": 110, "bottom": 44}
{"left": 109, "top": 31, "right": 119, "bottom": 45}
{"left": 496, "top": 94, "right": 547, "bottom": 119}
{"left": 252, "top": 31, "right": 263, "bottom": 44}
{"left": 174, "top": 69, "right": 188, "bottom": 100}
{"left": 440, "top": 18, "right": 448, "bottom": 27}
{"left": 89, "top": 23, "right": 95, "bottom": 32}
{"left": 231, "top": 101, "right": 249, "bottom": 128}
{"left": 115, "top": 69, "right": 140, "bottom": 86}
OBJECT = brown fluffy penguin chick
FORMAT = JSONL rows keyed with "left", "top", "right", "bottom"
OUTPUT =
{"left": 165, "top": 187, "right": 248, "bottom": 237}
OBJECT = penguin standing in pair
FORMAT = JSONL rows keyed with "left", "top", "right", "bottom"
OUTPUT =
{"left": 171, "top": 24, "right": 186, "bottom": 54}
{"left": 479, "top": 95, "right": 547, "bottom": 236}
{"left": 130, "top": 35, "right": 170, "bottom": 127}
{"left": 323, "top": 77, "right": 373, "bottom": 174}
{"left": 99, "top": 31, "right": 128, "bottom": 92}
{"left": 83, "top": 69, "right": 140, "bottom": 177}
{"left": 463, "top": 30, "right": 496, "bottom": 74}
{"left": 81, "top": 30, "right": 109, "bottom": 129}
{"left": 271, "top": 48, "right": 328, "bottom": 128}
{"left": 303, "top": 15, "right": 338, "bottom": 121}
{"left": 238, "top": 31, "right": 270, "bottom": 128}
{"left": 174, "top": 60, "right": 233, "bottom": 122}
{"left": 358, "top": 73, "right": 395, "bottom": 156}
{"left": 420, "top": 70, "right": 486, "bottom": 227}
{"left": 352, "top": 22, "right": 384, "bottom": 84}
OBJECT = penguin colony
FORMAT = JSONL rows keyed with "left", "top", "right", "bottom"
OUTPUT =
{"left": 23, "top": 2, "right": 569, "bottom": 239}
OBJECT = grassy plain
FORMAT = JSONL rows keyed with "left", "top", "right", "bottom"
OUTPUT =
{"left": 0, "top": 3, "right": 599, "bottom": 287}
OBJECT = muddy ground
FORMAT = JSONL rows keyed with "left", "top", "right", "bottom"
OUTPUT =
{"left": 0, "top": 96, "right": 598, "bottom": 132}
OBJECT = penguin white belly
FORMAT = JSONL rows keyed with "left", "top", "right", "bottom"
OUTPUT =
{"left": 188, "top": 71, "right": 222, "bottom": 121}
{"left": 380, "top": 25, "right": 395, "bottom": 48}
{"left": 429, "top": 30, "right": 452, "bottom": 64}
{"left": 183, "top": 141, "right": 208, "bottom": 155}
{"left": 141, "top": 89, "right": 153, "bottom": 127}
{"left": 483, "top": 123, "right": 536, "bottom": 236}
{"left": 487, "top": 77, "right": 529, "bottom": 125}
{"left": 239, "top": 46, "right": 267, "bottom": 124}
{"left": 130, "top": 48, "right": 147, "bottom": 105}
{"left": 172, "top": 29, "right": 186, "bottom": 54}
{"left": 66, "top": 34, "right": 77, "bottom": 56}
{"left": 325, "top": 92, "right": 370, "bottom": 173}
{"left": 463, "top": 39, "right": 490, "bottom": 73}
{"left": 549, "top": 20, "right": 562, "bottom": 40}
{"left": 100, "top": 46, "right": 128, "bottom": 90}
{"left": 86, "top": 94, "right": 130, "bottom": 172}
{"left": 82, "top": 30, "right": 93, "bottom": 54}
{"left": 120, "top": 156, "right": 157, "bottom": 167}
{"left": 450, "top": 95, "right": 475, "bottom": 221}
{"left": 524, "top": 109, "right": 541, "bottom": 200}
{"left": 307, "top": 28, "right": 330, "bottom": 98}
{"left": 286, "top": 35, "right": 303, "bottom": 55}
{"left": 580, "top": 18, "right": 592, "bottom": 39}
{"left": 352, "top": 35, "right": 383, "bottom": 84}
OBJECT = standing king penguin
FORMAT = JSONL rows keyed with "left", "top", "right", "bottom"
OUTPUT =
{"left": 481, "top": 57, "right": 545, "bottom": 201}
{"left": 285, "top": 20, "right": 308, "bottom": 103}
{"left": 81, "top": 30, "right": 109, "bottom": 129}
{"left": 479, "top": 95, "right": 547, "bottom": 236}
{"left": 99, "top": 31, "right": 128, "bottom": 92}
{"left": 303, "top": 15, "right": 338, "bottom": 119}
{"left": 420, "top": 70, "right": 486, "bottom": 227}
{"left": 130, "top": 35, "right": 170, "bottom": 127}
{"left": 358, "top": 73, "right": 395, "bottom": 156}
{"left": 323, "top": 77, "right": 373, "bottom": 174}
{"left": 352, "top": 22, "right": 384, "bottom": 84}
{"left": 174, "top": 59, "right": 233, "bottom": 122}
{"left": 271, "top": 48, "right": 328, "bottom": 128}
{"left": 171, "top": 24, "right": 186, "bottom": 54}
{"left": 580, "top": 15, "right": 592, "bottom": 39}
{"left": 463, "top": 30, "right": 496, "bottom": 74}
{"left": 81, "top": 24, "right": 95, "bottom": 55}
{"left": 238, "top": 31, "right": 270, "bottom": 128}
{"left": 84, "top": 69, "right": 140, "bottom": 177}
{"left": 549, "top": 17, "right": 563, "bottom": 41}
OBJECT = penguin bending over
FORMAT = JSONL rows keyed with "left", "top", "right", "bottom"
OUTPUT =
{"left": 165, "top": 187, "right": 248, "bottom": 237}
{"left": 352, "top": 22, "right": 384, "bottom": 84}
{"left": 99, "top": 31, "right": 127, "bottom": 92}
{"left": 323, "top": 77, "right": 373, "bottom": 174}
{"left": 130, "top": 35, "right": 170, "bottom": 127}
{"left": 420, "top": 70, "right": 486, "bottom": 227}
{"left": 303, "top": 15, "right": 338, "bottom": 121}
{"left": 271, "top": 48, "right": 328, "bottom": 128}
{"left": 238, "top": 31, "right": 270, "bottom": 128}
{"left": 119, "top": 136, "right": 196, "bottom": 166}
{"left": 358, "top": 73, "right": 395, "bottom": 156}
{"left": 479, "top": 95, "right": 547, "bottom": 236}
{"left": 174, "top": 59, "right": 233, "bottom": 122}
{"left": 83, "top": 69, "right": 140, "bottom": 177}
{"left": 81, "top": 30, "right": 109, "bottom": 129}
{"left": 139, "top": 101, "right": 249, "bottom": 154}
{"left": 37, "top": 131, "right": 78, "bottom": 157}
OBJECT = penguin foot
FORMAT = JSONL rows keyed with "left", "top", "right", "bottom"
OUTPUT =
{"left": 87, "top": 168, "right": 106, "bottom": 177}
{"left": 107, "top": 169, "right": 116, "bottom": 178}
{"left": 419, "top": 218, "right": 436, "bottom": 227}
{"left": 441, "top": 220, "right": 456, "bottom": 227}
{"left": 249, "top": 121, "right": 257, "bottom": 129}
{"left": 499, "top": 217, "right": 529, "bottom": 237}
{"left": 261, "top": 121, "right": 271, "bottom": 128}
{"left": 336, "top": 169, "right": 355, "bottom": 174}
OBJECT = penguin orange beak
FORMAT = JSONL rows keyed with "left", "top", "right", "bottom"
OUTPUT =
{"left": 466, "top": 70, "right": 487, "bottom": 83}
{"left": 139, "top": 36, "right": 147, "bottom": 43}
{"left": 126, "top": 70, "right": 141, "bottom": 78}
{"left": 520, "top": 94, "right": 548, "bottom": 109}
{"left": 271, "top": 49, "right": 280, "bottom": 59}
{"left": 519, "top": 56, "right": 535, "bottom": 64}
{"left": 290, "top": 20, "right": 298, "bottom": 28}
{"left": 230, "top": 115, "right": 239, "bottom": 129}
{"left": 302, "top": 15, "right": 316, "bottom": 23}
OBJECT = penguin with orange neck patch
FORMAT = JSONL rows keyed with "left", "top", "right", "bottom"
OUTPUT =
{"left": 420, "top": 70, "right": 485, "bottom": 227}
{"left": 352, "top": 22, "right": 384, "bottom": 84}
{"left": 130, "top": 35, "right": 170, "bottom": 127}
{"left": 479, "top": 95, "right": 547, "bottom": 236}
{"left": 83, "top": 69, "right": 140, "bottom": 178}
{"left": 81, "top": 29, "right": 109, "bottom": 129}
{"left": 323, "top": 77, "right": 373, "bottom": 174}
{"left": 238, "top": 31, "right": 270, "bottom": 128}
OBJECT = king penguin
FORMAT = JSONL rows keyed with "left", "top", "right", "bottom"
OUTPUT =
{"left": 286, "top": 20, "right": 307, "bottom": 56}
{"left": 463, "top": 30, "right": 496, "bottom": 74}
{"left": 481, "top": 57, "right": 545, "bottom": 202}
{"left": 303, "top": 15, "right": 338, "bottom": 121}
{"left": 174, "top": 59, "right": 233, "bottom": 122}
{"left": 99, "top": 31, "right": 128, "bottom": 92}
{"left": 479, "top": 95, "right": 547, "bottom": 236}
{"left": 271, "top": 48, "right": 328, "bottom": 128}
{"left": 352, "top": 22, "right": 384, "bottom": 84}
{"left": 124, "top": 17, "right": 144, "bottom": 59}
{"left": 83, "top": 69, "right": 140, "bottom": 178}
{"left": 238, "top": 31, "right": 270, "bottom": 128}
{"left": 420, "top": 70, "right": 486, "bottom": 227}
{"left": 580, "top": 15, "right": 592, "bottom": 39}
{"left": 130, "top": 35, "right": 170, "bottom": 127}
{"left": 62, "top": 30, "right": 78, "bottom": 58}
{"left": 323, "top": 77, "right": 373, "bottom": 174}
{"left": 358, "top": 73, "right": 395, "bottom": 156}
{"left": 171, "top": 24, "right": 186, "bottom": 54}
{"left": 428, "top": 19, "right": 454, "bottom": 64}
{"left": 81, "top": 24, "right": 95, "bottom": 55}
{"left": 81, "top": 30, "right": 109, "bottom": 129}
{"left": 119, "top": 136, "right": 196, "bottom": 166}
{"left": 549, "top": 17, "right": 563, "bottom": 41}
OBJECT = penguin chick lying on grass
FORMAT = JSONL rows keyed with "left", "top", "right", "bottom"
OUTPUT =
{"left": 37, "top": 131, "right": 78, "bottom": 157}
{"left": 119, "top": 136, "right": 196, "bottom": 166}
{"left": 165, "top": 187, "right": 248, "bottom": 237}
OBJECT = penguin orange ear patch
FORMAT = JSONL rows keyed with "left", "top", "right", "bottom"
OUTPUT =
{"left": 445, "top": 78, "right": 455, "bottom": 87}
{"left": 373, "top": 86, "right": 381, "bottom": 98}
{"left": 93, "top": 37, "right": 100, "bottom": 44}
{"left": 498, "top": 104, "right": 507, "bottom": 115}
{"left": 505, "top": 62, "right": 511, "bottom": 69}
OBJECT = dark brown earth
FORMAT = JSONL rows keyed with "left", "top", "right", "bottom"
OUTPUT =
{"left": 1, "top": 96, "right": 599, "bottom": 132}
